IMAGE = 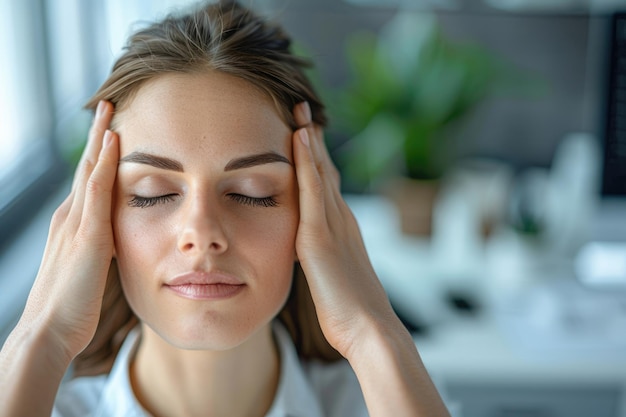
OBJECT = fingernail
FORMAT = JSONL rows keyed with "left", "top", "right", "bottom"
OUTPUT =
{"left": 302, "top": 101, "right": 312, "bottom": 123}
{"left": 299, "top": 128, "right": 309, "bottom": 147}
{"left": 96, "top": 100, "right": 105, "bottom": 117}
{"left": 103, "top": 130, "right": 113, "bottom": 148}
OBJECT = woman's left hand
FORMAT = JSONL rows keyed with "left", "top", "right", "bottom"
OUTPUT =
{"left": 292, "top": 102, "right": 398, "bottom": 359}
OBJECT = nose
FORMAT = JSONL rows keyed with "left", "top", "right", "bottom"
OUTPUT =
{"left": 177, "top": 196, "right": 228, "bottom": 257}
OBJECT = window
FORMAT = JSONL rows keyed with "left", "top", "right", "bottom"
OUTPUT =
{"left": 0, "top": 0, "right": 221, "bottom": 249}
{"left": 0, "top": 0, "right": 61, "bottom": 248}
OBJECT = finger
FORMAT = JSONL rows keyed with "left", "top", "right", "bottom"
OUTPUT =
{"left": 69, "top": 101, "right": 114, "bottom": 220}
{"left": 308, "top": 125, "right": 341, "bottom": 194}
{"left": 294, "top": 101, "right": 339, "bottom": 195}
{"left": 293, "top": 101, "right": 312, "bottom": 128}
{"left": 72, "top": 100, "right": 114, "bottom": 192}
{"left": 84, "top": 100, "right": 115, "bottom": 165}
{"left": 80, "top": 130, "right": 119, "bottom": 234}
{"left": 293, "top": 127, "right": 326, "bottom": 230}
{"left": 293, "top": 102, "right": 340, "bottom": 190}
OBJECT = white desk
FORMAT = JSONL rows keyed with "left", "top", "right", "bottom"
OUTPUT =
{"left": 347, "top": 194, "right": 626, "bottom": 417}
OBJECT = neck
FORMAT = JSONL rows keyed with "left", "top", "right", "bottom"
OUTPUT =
{"left": 130, "top": 323, "right": 280, "bottom": 417}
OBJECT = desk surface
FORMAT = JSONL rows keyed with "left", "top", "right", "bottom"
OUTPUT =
{"left": 346, "top": 194, "right": 626, "bottom": 385}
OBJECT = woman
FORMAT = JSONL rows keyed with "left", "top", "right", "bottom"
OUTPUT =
{"left": 0, "top": 1, "right": 451, "bottom": 416}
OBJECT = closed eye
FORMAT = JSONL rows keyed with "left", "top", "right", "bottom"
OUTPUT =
{"left": 128, "top": 194, "right": 177, "bottom": 208}
{"left": 228, "top": 193, "right": 278, "bottom": 208}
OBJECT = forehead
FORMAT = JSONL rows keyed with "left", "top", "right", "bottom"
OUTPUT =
{"left": 113, "top": 71, "right": 292, "bottom": 161}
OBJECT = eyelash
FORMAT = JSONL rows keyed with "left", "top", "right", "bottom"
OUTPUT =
{"left": 128, "top": 194, "right": 177, "bottom": 208}
{"left": 228, "top": 194, "right": 278, "bottom": 208}
{"left": 127, "top": 194, "right": 278, "bottom": 208}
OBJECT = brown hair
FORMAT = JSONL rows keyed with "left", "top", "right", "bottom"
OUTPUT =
{"left": 73, "top": 0, "right": 340, "bottom": 377}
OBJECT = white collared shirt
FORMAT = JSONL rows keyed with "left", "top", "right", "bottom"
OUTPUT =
{"left": 52, "top": 322, "right": 368, "bottom": 417}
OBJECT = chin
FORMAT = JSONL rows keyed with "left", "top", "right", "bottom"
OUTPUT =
{"left": 142, "top": 311, "right": 275, "bottom": 351}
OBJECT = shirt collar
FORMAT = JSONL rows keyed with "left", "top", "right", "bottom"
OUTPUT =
{"left": 266, "top": 321, "right": 325, "bottom": 417}
{"left": 94, "top": 326, "right": 145, "bottom": 417}
{"left": 94, "top": 321, "right": 325, "bottom": 417}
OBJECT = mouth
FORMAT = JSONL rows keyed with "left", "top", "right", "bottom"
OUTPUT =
{"left": 165, "top": 283, "right": 245, "bottom": 300}
{"left": 164, "top": 271, "right": 245, "bottom": 300}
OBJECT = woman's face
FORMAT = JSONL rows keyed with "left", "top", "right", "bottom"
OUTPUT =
{"left": 112, "top": 72, "right": 298, "bottom": 350}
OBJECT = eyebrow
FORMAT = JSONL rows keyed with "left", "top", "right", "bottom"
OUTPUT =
{"left": 224, "top": 152, "right": 291, "bottom": 171}
{"left": 119, "top": 152, "right": 183, "bottom": 172}
{"left": 118, "top": 151, "right": 291, "bottom": 172}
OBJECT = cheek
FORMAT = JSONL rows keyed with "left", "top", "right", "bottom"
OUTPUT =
{"left": 113, "top": 209, "right": 145, "bottom": 259}
{"left": 229, "top": 199, "right": 299, "bottom": 297}
{"left": 240, "top": 207, "right": 298, "bottom": 315}
{"left": 112, "top": 185, "right": 171, "bottom": 251}
{"left": 237, "top": 200, "right": 299, "bottom": 256}
{"left": 112, "top": 206, "right": 170, "bottom": 286}
{"left": 230, "top": 212, "right": 297, "bottom": 283}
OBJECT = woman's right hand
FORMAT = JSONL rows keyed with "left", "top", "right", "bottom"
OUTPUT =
{"left": 21, "top": 100, "right": 119, "bottom": 362}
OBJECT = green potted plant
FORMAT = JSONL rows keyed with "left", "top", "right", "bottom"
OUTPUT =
{"left": 335, "top": 12, "right": 526, "bottom": 235}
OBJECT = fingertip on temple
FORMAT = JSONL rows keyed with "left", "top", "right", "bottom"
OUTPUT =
{"left": 299, "top": 128, "right": 310, "bottom": 147}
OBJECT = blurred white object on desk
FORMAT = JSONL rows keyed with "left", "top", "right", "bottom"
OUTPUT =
{"left": 544, "top": 132, "right": 601, "bottom": 256}
{"left": 345, "top": 195, "right": 453, "bottom": 327}
{"left": 430, "top": 158, "right": 513, "bottom": 304}
{"left": 576, "top": 241, "right": 626, "bottom": 287}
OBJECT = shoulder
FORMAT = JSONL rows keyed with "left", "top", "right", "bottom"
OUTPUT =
{"left": 304, "top": 358, "right": 369, "bottom": 417}
{"left": 52, "top": 375, "right": 107, "bottom": 417}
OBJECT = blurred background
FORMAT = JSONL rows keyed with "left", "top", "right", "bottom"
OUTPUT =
{"left": 1, "top": 0, "right": 626, "bottom": 415}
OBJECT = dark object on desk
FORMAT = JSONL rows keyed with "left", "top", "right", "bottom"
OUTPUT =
{"left": 446, "top": 290, "right": 480, "bottom": 316}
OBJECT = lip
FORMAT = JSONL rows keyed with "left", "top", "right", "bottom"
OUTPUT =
{"left": 164, "top": 271, "right": 245, "bottom": 300}
{"left": 167, "top": 271, "right": 244, "bottom": 286}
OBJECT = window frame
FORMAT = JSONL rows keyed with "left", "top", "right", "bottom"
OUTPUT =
{"left": 0, "top": 0, "right": 70, "bottom": 251}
